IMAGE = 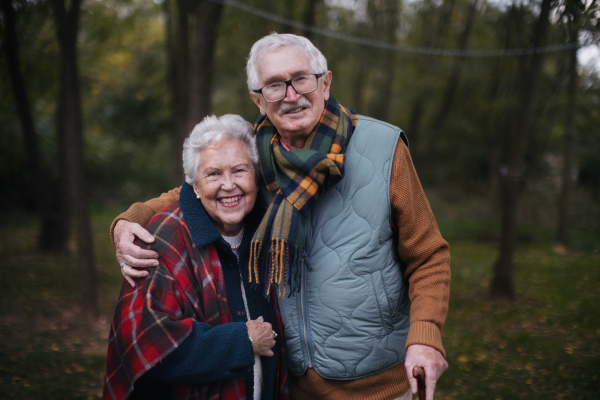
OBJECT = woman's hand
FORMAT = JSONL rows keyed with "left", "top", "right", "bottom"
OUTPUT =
{"left": 246, "top": 316, "right": 276, "bottom": 357}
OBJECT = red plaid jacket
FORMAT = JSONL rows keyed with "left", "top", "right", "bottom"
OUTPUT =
{"left": 104, "top": 201, "right": 250, "bottom": 400}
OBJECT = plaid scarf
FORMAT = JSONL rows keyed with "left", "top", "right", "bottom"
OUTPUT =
{"left": 104, "top": 201, "right": 245, "bottom": 400}
{"left": 250, "top": 95, "right": 358, "bottom": 298}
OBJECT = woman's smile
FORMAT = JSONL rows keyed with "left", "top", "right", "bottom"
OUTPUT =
{"left": 193, "top": 137, "right": 258, "bottom": 236}
{"left": 219, "top": 195, "right": 243, "bottom": 206}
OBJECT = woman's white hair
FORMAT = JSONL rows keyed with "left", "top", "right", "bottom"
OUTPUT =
{"left": 182, "top": 114, "right": 259, "bottom": 185}
{"left": 246, "top": 33, "right": 328, "bottom": 90}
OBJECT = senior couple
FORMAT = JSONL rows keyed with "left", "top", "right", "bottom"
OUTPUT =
{"left": 104, "top": 33, "right": 450, "bottom": 400}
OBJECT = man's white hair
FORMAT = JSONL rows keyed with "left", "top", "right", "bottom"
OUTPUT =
{"left": 246, "top": 33, "right": 328, "bottom": 91}
{"left": 182, "top": 114, "right": 259, "bottom": 185}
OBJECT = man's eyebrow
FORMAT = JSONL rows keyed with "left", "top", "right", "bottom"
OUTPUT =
{"left": 263, "top": 69, "right": 311, "bottom": 84}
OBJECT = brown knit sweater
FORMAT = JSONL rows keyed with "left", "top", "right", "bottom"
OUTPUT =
{"left": 109, "top": 139, "right": 451, "bottom": 400}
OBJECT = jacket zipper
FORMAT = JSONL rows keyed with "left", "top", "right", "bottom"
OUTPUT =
{"left": 301, "top": 249, "right": 312, "bottom": 368}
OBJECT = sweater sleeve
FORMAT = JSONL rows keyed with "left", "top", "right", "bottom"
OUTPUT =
{"left": 389, "top": 139, "right": 451, "bottom": 358}
{"left": 109, "top": 187, "right": 182, "bottom": 246}
{"left": 141, "top": 320, "right": 255, "bottom": 385}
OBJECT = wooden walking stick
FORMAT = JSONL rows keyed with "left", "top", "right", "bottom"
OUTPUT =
{"left": 412, "top": 366, "right": 426, "bottom": 400}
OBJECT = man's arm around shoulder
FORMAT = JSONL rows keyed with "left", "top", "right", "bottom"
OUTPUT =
{"left": 110, "top": 187, "right": 181, "bottom": 286}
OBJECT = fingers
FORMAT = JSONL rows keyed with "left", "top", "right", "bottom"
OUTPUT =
{"left": 121, "top": 252, "right": 159, "bottom": 268}
{"left": 405, "top": 363, "right": 419, "bottom": 394}
{"left": 122, "top": 263, "right": 149, "bottom": 278}
{"left": 118, "top": 239, "right": 159, "bottom": 263}
{"left": 115, "top": 221, "right": 159, "bottom": 269}
{"left": 425, "top": 376, "right": 437, "bottom": 400}
{"left": 412, "top": 366, "right": 426, "bottom": 397}
{"left": 115, "top": 220, "right": 155, "bottom": 243}
{"left": 124, "top": 273, "right": 136, "bottom": 288}
{"left": 246, "top": 318, "right": 276, "bottom": 357}
{"left": 130, "top": 223, "right": 156, "bottom": 243}
{"left": 121, "top": 263, "right": 149, "bottom": 287}
{"left": 405, "top": 344, "right": 448, "bottom": 399}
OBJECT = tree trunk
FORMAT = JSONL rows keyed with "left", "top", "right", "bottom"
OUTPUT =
{"left": 483, "top": 4, "right": 519, "bottom": 193}
{"left": 303, "top": 0, "right": 319, "bottom": 40}
{"left": 351, "top": 50, "right": 367, "bottom": 112}
{"left": 556, "top": 20, "right": 579, "bottom": 251}
{"left": 188, "top": 0, "right": 223, "bottom": 130}
{"left": 281, "top": 0, "right": 296, "bottom": 34}
{"left": 166, "top": 0, "right": 190, "bottom": 183}
{"left": 369, "top": 0, "right": 399, "bottom": 123}
{"left": 420, "top": 0, "right": 478, "bottom": 176}
{"left": 407, "top": 96, "right": 425, "bottom": 157}
{"left": 1, "top": 0, "right": 68, "bottom": 252}
{"left": 408, "top": 0, "right": 455, "bottom": 169}
{"left": 51, "top": 0, "right": 98, "bottom": 317}
{"left": 490, "top": 0, "right": 554, "bottom": 300}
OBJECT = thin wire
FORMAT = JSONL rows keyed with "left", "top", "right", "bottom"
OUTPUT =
{"left": 208, "top": 0, "right": 598, "bottom": 57}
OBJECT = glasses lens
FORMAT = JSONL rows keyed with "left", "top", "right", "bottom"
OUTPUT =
{"left": 261, "top": 75, "right": 320, "bottom": 102}
{"left": 262, "top": 82, "right": 286, "bottom": 102}
{"left": 291, "top": 75, "right": 318, "bottom": 94}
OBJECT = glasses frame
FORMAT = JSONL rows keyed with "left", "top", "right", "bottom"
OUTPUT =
{"left": 252, "top": 72, "right": 326, "bottom": 103}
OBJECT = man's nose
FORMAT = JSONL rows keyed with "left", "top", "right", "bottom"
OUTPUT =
{"left": 283, "top": 82, "right": 300, "bottom": 101}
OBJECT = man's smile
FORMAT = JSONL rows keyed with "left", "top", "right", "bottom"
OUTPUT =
{"left": 277, "top": 97, "right": 312, "bottom": 116}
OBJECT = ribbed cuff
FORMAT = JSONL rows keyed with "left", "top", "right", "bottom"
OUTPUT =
{"left": 405, "top": 321, "right": 446, "bottom": 358}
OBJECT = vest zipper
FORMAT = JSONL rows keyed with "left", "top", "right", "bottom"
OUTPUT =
{"left": 301, "top": 250, "right": 312, "bottom": 368}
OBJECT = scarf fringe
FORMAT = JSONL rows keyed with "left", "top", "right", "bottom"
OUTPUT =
{"left": 250, "top": 96, "right": 358, "bottom": 299}
{"left": 249, "top": 238, "right": 303, "bottom": 299}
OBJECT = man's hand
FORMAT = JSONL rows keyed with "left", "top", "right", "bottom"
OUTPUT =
{"left": 405, "top": 344, "right": 448, "bottom": 400}
{"left": 114, "top": 220, "right": 159, "bottom": 287}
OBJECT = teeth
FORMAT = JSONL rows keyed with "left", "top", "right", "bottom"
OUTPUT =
{"left": 219, "top": 196, "right": 241, "bottom": 205}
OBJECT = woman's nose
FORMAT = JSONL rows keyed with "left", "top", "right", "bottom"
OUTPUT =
{"left": 221, "top": 173, "right": 236, "bottom": 190}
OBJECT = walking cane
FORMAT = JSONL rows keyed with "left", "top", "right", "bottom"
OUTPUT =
{"left": 412, "top": 366, "right": 426, "bottom": 400}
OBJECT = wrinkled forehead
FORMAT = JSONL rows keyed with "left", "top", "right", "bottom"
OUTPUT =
{"left": 256, "top": 46, "right": 314, "bottom": 84}
{"left": 255, "top": 44, "right": 311, "bottom": 74}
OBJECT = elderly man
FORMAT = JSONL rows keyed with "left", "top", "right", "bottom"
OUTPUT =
{"left": 112, "top": 33, "right": 450, "bottom": 400}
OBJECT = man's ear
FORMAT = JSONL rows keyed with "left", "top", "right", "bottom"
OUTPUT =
{"left": 250, "top": 92, "right": 267, "bottom": 116}
{"left": 322, "top": 71, "right": 332, "bottom": 101}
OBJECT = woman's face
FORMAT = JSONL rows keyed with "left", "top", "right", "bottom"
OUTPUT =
{"left": 193, "top": 137, "right": 258, "bottom": 236}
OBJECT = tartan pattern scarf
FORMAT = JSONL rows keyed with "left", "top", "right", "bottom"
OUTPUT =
{"left": 250, "top": 95, "right": 358, "bottom": 298}
{"left": 103, "top": 201, "right": 245, "bottom": 400}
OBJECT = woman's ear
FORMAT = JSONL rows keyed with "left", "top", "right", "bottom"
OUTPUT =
{"left": 192, "top": 183, "right": 201, "bottom": 198}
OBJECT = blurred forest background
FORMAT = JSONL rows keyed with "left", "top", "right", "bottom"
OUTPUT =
{"left": 1, "top": 0, "right": 599, "bottom": 398}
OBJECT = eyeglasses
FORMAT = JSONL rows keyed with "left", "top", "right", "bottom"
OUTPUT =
{"left": 252, "top": 72, "right": 326, "bottom": 103}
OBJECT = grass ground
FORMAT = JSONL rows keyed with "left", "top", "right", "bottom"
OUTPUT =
{"left": 0, "top": 196, "right": 598, "bottom": 399}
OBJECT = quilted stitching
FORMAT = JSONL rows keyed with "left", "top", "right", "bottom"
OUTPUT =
{"left": 278, "top": 116, "right": 410, "bottom": 380}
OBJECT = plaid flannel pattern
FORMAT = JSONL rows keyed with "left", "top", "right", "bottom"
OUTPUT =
{"left": 103, "top": 202, "right": 245, "bottom": 400}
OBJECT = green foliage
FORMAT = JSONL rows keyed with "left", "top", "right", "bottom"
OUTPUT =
{"left": 2, "top": 0, "right": 600, "bottom": 208}
{"left": 438, "top": 239, "right": 600, "bottom": 399}
{"left": 0, "top": 210, "right": 123, "bottom": 399}
{"left": 426, "top": 185, "right": 600, "bottom": 398}
{"left": 577, "top": 74, "right": 600, "bottom": 198}
{"left": 0, "top": 0, "right": 59, "bottom": 211}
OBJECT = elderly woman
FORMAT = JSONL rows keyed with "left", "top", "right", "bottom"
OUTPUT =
{"left": 103, "top": 114, "right": 287, "bottom": 400}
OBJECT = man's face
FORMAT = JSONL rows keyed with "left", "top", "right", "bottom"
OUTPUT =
{"left": 250, "top": 46, "right": 332, "bottom": 149}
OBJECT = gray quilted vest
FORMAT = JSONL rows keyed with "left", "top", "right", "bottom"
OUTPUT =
{"left": 278, "top": 116, "right": 411, "bottom": 380}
